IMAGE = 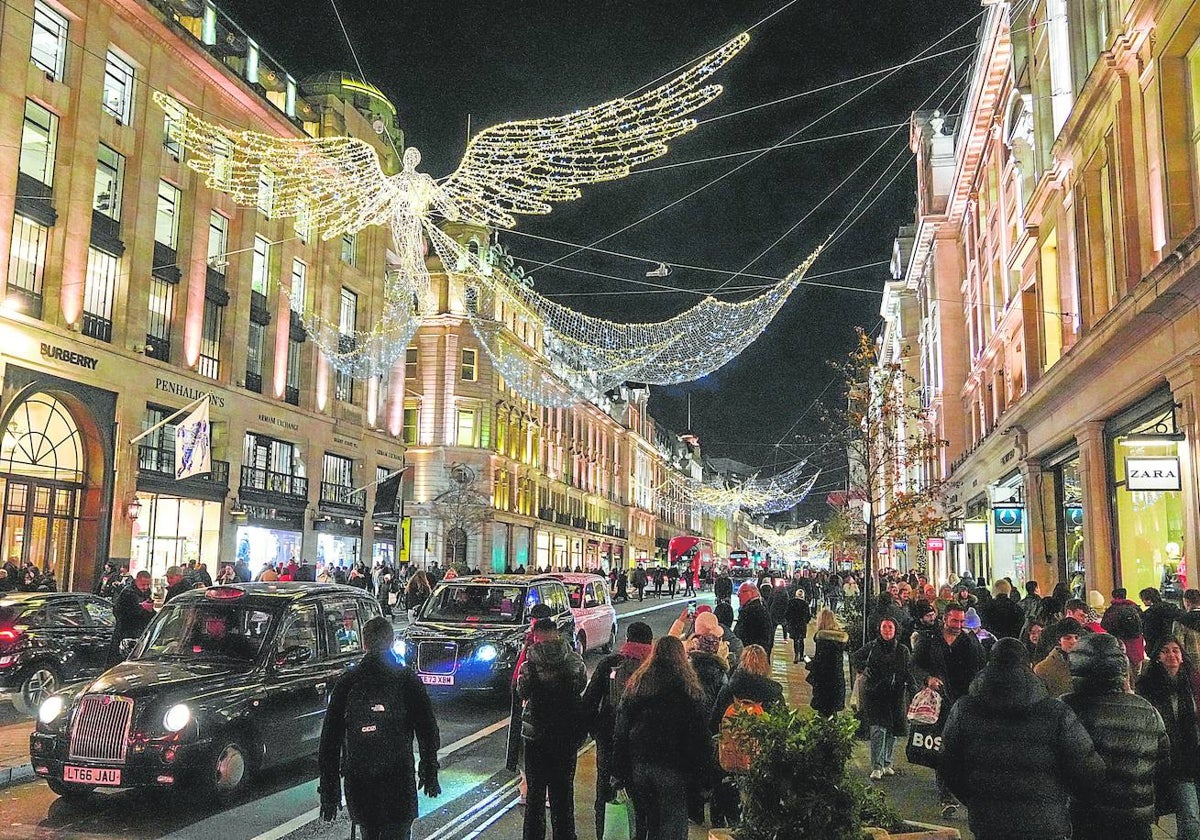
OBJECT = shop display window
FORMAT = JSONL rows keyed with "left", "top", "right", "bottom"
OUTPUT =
{"left": 1112, "top": 430, "right": 1186, "bottom": 599}
{"left": 131, "top": 495, "right": 221, "bottom": 581}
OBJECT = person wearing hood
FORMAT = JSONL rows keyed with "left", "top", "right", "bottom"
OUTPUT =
{"left": 785, "top": 589, "right": 812, "bottom": 663}
{"left": 318, "top": 617, "right": 440, "bottom": 840}
{"left": 1033, "top": 617, "right": 1083, "bottom": 697}
{"left": 1137, "top": 637, "right": 1200, "bottom": 840}
{"left": 612, "top": 636, "right": 711, "bottom": 840}
{"left": 734, "top": 583, "right": 774, "bottom": 653}
{"left": 517, "top": 618, "right": 588, "bottom": 840}
{"left": 909, "top": 600, "right": 939, "bottom": 649}
{"left": 851, "top": 617, "right": 915, "bottom": 780}
{"left": 939, "top": 638, "right": 1105, "bottom": 840}
{"left": 582, "top": 622, "right": 653, "bottom": 840}
{"left": 806, "top": 608, "right": 849, "bottom": 717}
{"left": 686, "top": 610, "right": 731, "bottom": 710}
{"left": 1062, "top": 633, "right": 1168, "bottom": 840}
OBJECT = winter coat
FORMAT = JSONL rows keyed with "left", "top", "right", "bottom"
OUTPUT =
{"left": 710, "top": 669, "right": 785, "bottom": 732}
{"left": 613, "top": 681, "right": 710, "bottom": 786}
{"left": 850, "top": 637, "right": 914, "bottom": 734}
{"left": 785, "top": 597, "right": 812, "bottom": 639}
{"left": 719, "top": 621, "right": 743, "bottom": 667}
{"left": 1136, "top": 662, "right": 1200, "bottom": 782}
{"left": 768, "top": 587, "right": 791, "bottom": 623}
{"left": 631, "top": 568, "right": 647, "bottom": 589}
{"left": 806, "top": 628, "right": 849, "bottom": 716}
{"left": 1033, "top": 647, "right": 1073, "bottom": 698}
{"left": 318, "top": 652, "right": 440, "bottom": 827}
{"left": 1102, "top": 598, "right": 1143, "bottom": 640}
{"left": 108, "top": 583, "right": 155, "bottom": 664}
{"left": 516, "top": 636, "right": 587, "bottom": 747}
{"left": 980, "top": 595, "right": 1025, "bottom": 640}
{"left": 714, "top": 575, "right": 732, "bottom": 602}
{"left": 1142, "top": 603, "right": 1200, "bottom": 652}
{"left": 581, "top": 642, "right": 652, "bottom": 744}
{"left": 939, "top": 663, "right": 1105, "bottom": 840}
{"left": 1177, "top": 609, "right": 1200, "bottom": 669}
{"left": 911, "top": 628, "right": 986, "bottom": 708}
{"left": 689, "top": 650, "right": 730, "bottom": 718}
{"left": 1063, "top": 678, "right": 1169, "bottom": 827}
{"left": 734, "top": 598, "right": 774, "bottom": 651}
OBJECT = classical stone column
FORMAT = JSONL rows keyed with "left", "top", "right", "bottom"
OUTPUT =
{"left": 1019, "top": 457, "right": 1059, "bottom": 592}
{"left": 1075, "top": 421, "right": 1115, "bottom": 596}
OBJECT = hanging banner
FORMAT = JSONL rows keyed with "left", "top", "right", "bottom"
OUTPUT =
{"left": 993, "top": 506, "right": 1023, "bottom": 534}
{"left": 1125, "top": 456, "right": 1182, "bottom": 491}
{"left": 926, "top": 537, "right": 946, "bottom": 551}
{"left": 175, "top": 400, "right": 211, "bottom": 480}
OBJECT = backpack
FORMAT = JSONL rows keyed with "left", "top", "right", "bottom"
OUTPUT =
{"left": 342, "top": 671, "right": 406, "bottom": 777}
{"left": 717, "top": 698, "right": 764, "bottom": 773}
{"left": 606, "top": 657, "right": 641, "bottom": 712}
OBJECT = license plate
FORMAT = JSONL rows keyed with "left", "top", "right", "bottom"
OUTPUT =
{"left": 420, "top": 674, "right": 454, "bottom": 686}
{"left": 64, "top": 765, "right": 121, "bottom": 786}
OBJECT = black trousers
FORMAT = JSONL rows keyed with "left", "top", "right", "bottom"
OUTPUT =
{"left": 356, "top": 820, "right": 414, "bottom": 840}
{"left": 523, "top": 739, "right": 578, "bottom": 840}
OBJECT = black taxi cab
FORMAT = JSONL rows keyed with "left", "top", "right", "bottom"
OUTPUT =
{"left": 30, "top": 582, "right": 380, "bottom": 800}
{"left": 397, "top": 574, "right": 576, "bottom": 693}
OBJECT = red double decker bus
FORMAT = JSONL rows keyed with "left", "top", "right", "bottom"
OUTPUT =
{"left": 668, "top": 536, "right": 716, "bottom": 585}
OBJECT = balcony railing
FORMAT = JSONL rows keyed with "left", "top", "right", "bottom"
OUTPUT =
{"left": 249, "top": 290, "right": 271, "bottom": 325}
{"left": 244, "top": 371, "right": 262, "bottom": 393}
{"left": 239, "top": 466, "right": 307, "bottom": 500}
{"left": 145, "top": 335, "right": 170, "bottom": 362}
{"left": 137, "top": 445, "right": 230, "bottom": 494}
{"left": 319, "top": 481, "right": 365, "bottom": 511}
{"left": 284, "top": 385, "right": 300, "bottom": 406}
{"left": 6, "top": 285, "right": 42, "bottom": 319}
{"left": 82, "top": 313, "right": 112, "bottom": 343}
{"left": 537, "top": 507, "right": 555, "bottom": 522}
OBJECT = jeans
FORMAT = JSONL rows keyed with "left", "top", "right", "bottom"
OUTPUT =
{"left": 523, "top": 739, "right": 578, "bottom": 840}
{"left": 1178, "top": 780, "right": 1200, "bottom": 840}
{"left": 627, "top": 763, "right": 689, "bottom": 840}
{"left": 358, "top": 821, "right": 414, "bottom": 840}
{"left": 869, "top": 726, "right": 896, "bottom": 770}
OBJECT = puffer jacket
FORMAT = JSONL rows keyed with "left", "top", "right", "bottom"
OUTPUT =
{"left": 806, "top": 628, "right": 849, "bottom": 716}
{"left": 939, "top": 663, "right": 1104, "bottom": 840}
{"left": 613, "top": 681, "right": 710, "bottom": 785}
{"left": 709, "top": 669, "right": 785, "bottom": 731}
{"left": 516, "top": 636, "right": 587, "bottom": 745}
{"left": 850, "top": 636, "right": 914, "bottom": 734}
{"left": 1063, "top": 678, "right": 1169, "bottom": 827}
{"left": 688, "top": 649, "right": 730, "bottom": 718}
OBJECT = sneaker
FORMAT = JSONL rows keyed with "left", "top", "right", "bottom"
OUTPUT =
{"left": 883, "top": 766, "right": 895, "bottom": 776}
{"left": 869, "top": 769, "right": 883, "bottom": 781}
{"left": 940, "top": 803, "right": 957, "bottom": 819}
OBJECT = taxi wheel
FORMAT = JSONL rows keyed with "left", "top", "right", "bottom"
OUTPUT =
{"left": 14, "top": 665, "right": 60, "bottom": 717}
{"left": 601, "top": 625, "right": 617, "bottom": 654}
{"left": 46, "top": 778, "right": 94, "bottom": 800}
{"left": 207, "top": 738, "right": 251, "bottom": 799}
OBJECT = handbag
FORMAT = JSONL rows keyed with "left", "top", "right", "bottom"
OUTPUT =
{"left": 602, "top": 790, "right": 635, "bottom": 840}
{"left": 904, "top": 719, "right": 943, "bottom": 768}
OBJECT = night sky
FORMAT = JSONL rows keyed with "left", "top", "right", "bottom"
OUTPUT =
{"left": 222, "top": 0, "right": 978, "bottom": 518}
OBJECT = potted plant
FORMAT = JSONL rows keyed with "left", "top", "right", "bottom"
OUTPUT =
{"left": 708, "top": 709, "right": 958, "bottom": 840}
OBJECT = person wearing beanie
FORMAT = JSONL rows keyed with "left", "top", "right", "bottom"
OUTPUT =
{"left": 1062, "top": 633, "right": 1167, "bottom": 840}
{"left": 734, "top": 582, "right": 775, "bottom": 654}
{"left": 582, "top": 621, "right": 654, "bottom": 840}
{"left": 909, "top": 599, "right": 939, "bottom": 649}
{"left": 963, "top": 607, "right": 996, "bottom": 655}
{"left": 1034, "top": 617, "right": 1084, "bottom": 697}
{"left": 939, "top": 637, "right": 1105, "bottom": 839}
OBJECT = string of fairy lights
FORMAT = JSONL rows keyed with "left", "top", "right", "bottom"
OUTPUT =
{"left": 655, "top": 460, "right": 821, "bottom": 518}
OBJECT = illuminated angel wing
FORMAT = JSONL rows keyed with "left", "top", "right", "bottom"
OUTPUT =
{"left": 153, "top": 92, "right": 397, "bottom": 238}
{"left": 440, "top": 33, "right": 749, "bottom": 228}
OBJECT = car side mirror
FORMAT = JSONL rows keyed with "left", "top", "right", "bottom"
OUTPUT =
{"left": 118, "top": 638, "right": 137, "bottom": 659}
{"left": 275, "top": 645, "right": 312, "bottom": 667}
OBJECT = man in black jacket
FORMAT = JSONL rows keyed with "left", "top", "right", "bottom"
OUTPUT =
{"left": 939, "top": 638, "right": 1105, "bottom": 840}
{"left": 107, "top": 571, "right": 155, "bottom": 666}
{"left": 318, "top": 617, "right": 441, "bottom": 840}
{"left": 980, "top": 579, "right": 1025, "bottom": 640}
{"left": 1063, "top": 632, "right": 1168, "bottom": 840}
{"left": 517, "top": 618, "right": 587, "bottom": 840}
{"left": 734, "top": 583, "right": 774, "bottom": 654}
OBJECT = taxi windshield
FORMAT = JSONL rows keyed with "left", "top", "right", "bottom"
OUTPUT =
{"left": 134, "top": 602, "right": 277, "bottom": 662}
{"left": 421, "top": 584, "right": 525, "bottom": 624}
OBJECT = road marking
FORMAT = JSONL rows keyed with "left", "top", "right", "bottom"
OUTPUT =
{"left": 437, "top": 716, "right": 509, "bottom": 760}
{"left": 423, "top": 779, "right": 519, "bottom": 840}
{"left": 616, "top": 594, "right": 713, "bottom": 620}
{"left": 460, "top": 797, "right": 520, "bottom": 840}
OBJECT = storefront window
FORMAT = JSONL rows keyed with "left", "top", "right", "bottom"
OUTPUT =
{"left": 535, "top": 531, "right": 550, "bottom": 570}
{"left": 235, "top": 524, "right": 302, "bottom": 577}
{"left": 1112, "top": 430, "right": 1186, "bottom": 599}
{"left": 317, "top": 533, "right": 360, "bottom": 569}
{"left": 130, "top": 494, "right": 221, "bottom": 581}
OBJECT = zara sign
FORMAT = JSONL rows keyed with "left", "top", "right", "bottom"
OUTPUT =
{"left": 1125, "top": 456, "right": 1182, "bottom": 491}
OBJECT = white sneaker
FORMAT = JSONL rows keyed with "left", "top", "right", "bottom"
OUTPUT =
{"left": 869, "top": 769, "right": 883, "bottom": 781}
{"left": 883, "top": 766, "right": 895, "bottom": 776}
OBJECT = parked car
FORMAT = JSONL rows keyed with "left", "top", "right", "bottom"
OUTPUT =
{"left": 0, "top": 593, "right": 116, "bottom": 716}
{"left": 397, "top": 574, "right": 576, "bottom": 693}
{"left": 30, "top": 583, "right": 381, "bottom": 800}
{"left": 548, "top": 573, "right": 617, "bottom": 653}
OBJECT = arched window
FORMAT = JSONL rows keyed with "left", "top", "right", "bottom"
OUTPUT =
{"left": 1, "top": 393, "right": 84, "bottom": 483}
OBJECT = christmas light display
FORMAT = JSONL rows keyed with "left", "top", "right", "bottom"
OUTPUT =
{"left": 656, "top": 460, "right": 820, "bottom": 517}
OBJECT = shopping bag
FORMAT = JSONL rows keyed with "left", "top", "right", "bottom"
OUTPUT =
{"left": 602, "top": 790, "right": 635, "bottom": 840}
{"left": 904, "top": 719, "right": 943, "bottom": 768}
{"left": 850, "top": 673, "right": 865, "bottom": 710}
{"left": 906, "top": 686, "right": 942, "bottom": 725}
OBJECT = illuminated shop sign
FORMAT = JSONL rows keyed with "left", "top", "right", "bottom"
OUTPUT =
{"left": 993, "top": 506, "right": 1023, "bottom": 534}
{"left": 1125, "top": 456, "right": 1181, "bottom": 491}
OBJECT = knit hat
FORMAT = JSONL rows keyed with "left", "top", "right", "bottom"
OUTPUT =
{"left": 1087, "top": 590, "right": 1105, "bottom": 610}
{"left": 694, "top": 633, "right": 722, "bottom": 654}
{"left": 964, "top": 607, "right": 982, "bottom": 630}
{"left": 1067, "top": 632, "right": 1128, "bottom": 680}
{"left": 915, "top": 600, "right": 936, "bottom": 619}
{"left": 694, "top": 611, "right": 724, "bottom": 638}
{"left": 990, "top": 636, "right": 1030, "bottom": 667}
{"left": 738, "top": 583, "right": 760, "bottom": 606}
{"left": 695, "top": 604, "right": 713, "bottom": 615}
{"left": 626, "top": 621, "right": 653, "bottom": 644}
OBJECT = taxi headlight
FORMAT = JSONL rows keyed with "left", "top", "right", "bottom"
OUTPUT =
{"left": 163, "top": 703, "right": 191, "bottom": 733}
{"left": 38, "top": 696, "right": 65, "bottom": 725}
{"left": 393, "top": 639, "right": 408, "bottom": 659}
{"left": 476, "top": 643, "right": 498, "bottom": 662}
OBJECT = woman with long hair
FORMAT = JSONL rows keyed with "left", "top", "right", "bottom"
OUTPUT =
{"left": 1137, "top": 637, "right": 1200, "bottom": 840}
{"left": 807, "top": 608, "right": 849, "bottom": 717}
{"left": 851, "top": 617, "right": 915, "bottom": 780}
{"left": 405, "top": 571, "right": 432, "bottom": 620}
{"left": 613, "top": 635, "right": 710, "bottom": 840}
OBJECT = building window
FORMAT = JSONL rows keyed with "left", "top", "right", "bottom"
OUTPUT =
{"left": 207, "top": 212, "right": 228, "bottom": 272}
{"left": 290, "top": 259, "right": 307, "bottom": 311}
{"left": 403, "top": 406, "right": 418, "bottom": 446}
{"left": 31, "top": 2, "right": 68, "bottom": 82}
{"left": 295, "top": 200, "right": 312, "bottom": 243}
{"left": 198, "top": 299, "right": 223, "bottom": 379}
{"left": 146, "top": 277, "right": 174, "bottom": 360}
{"left": 341, "top": 231, "right": 356, "bottom": 266}
{"left": 256, "top": 166, "right": 274, "bottom": 216}
{"left": 285, "top": 338, "right": 302, "bottom": 404}
{"left": 101, "top": 50, "right": 135, "bottom": 124}
{"left": 8, "top": 215, "right": 48, "bottom": 317}
{"left": 405, "top": 346, "right": 418, "bottom": 380}
{"left": 155, "top": 181, "right": 179, "bottom": 248}
{"left": 82, "top": 247, "right": 118, "bottom": 342}
{"left": 246, "top": 321, "right": 264, "bottom": 391}
{"left": 163, "top": 111, "right": 183, "bottom": 160}
{"left": 334, "top": 288, "right": 357, "bottom": 403}
{"left": 456, "top": 409, "right": 476, "bottom": 447}
{"left": 339, "top": 287, "right": 358, "bottom": 334}
{"left": 251, "top": 236, "right": 270, "bottom": 294}
{"left": 93, "top": 144, "right": 123, "bottom": 220}
{"left": 460, "top": 348, "right": 478, "bottom": 381}
{"left": 19, "top": 100, "right": 57, "bottom": 190}
{"left": 322, "top": 453, "right": 354, "bottom": 488}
